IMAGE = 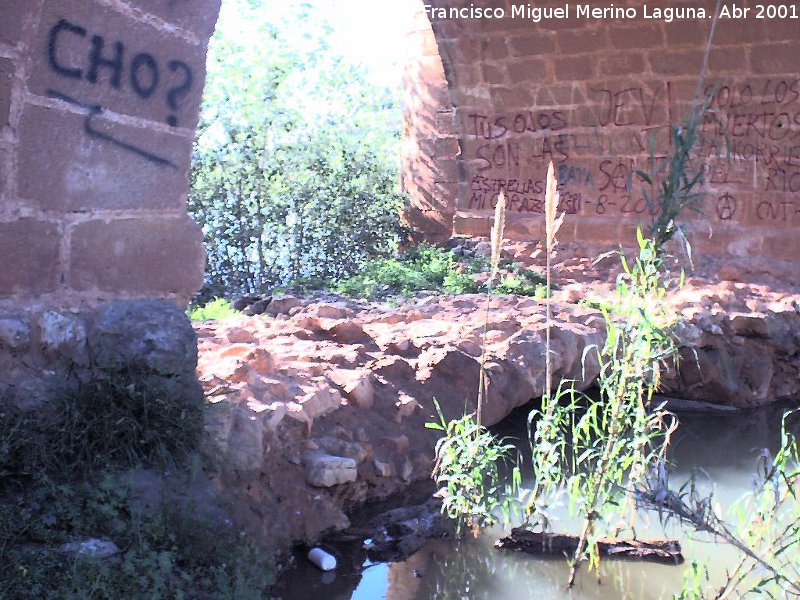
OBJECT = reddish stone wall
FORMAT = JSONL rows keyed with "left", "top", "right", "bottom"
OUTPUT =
{"left": 400, "top": 4, "right": 458, "bottom": 243}
{"left": 0, "top": 0, "right": 219, "bottom": 401}
{"left": 402, "top": 0, "right": 800, "bottom": 278}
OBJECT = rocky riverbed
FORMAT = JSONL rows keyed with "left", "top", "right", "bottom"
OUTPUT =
{"left": 195, "top": 270, "right": 800, "bottom": 550}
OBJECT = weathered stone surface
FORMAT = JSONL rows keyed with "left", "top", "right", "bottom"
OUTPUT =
{"left": 195, "top": 295, "right": 604, "bottom": 552}
{"left": 0, "top": 220, "right": 61, "bottom": 297}
{"left": 127, "top": 0, "right": 222, "bottom": 38}
{"left": 68, "top": 217, "right": 204, "bottom": 298}
{"left": 39, "top": 311, "right": 86, "bottom": 355}
{"left": 302, "top": 452, "right": 358, "bottom": 488}
{"left": 30, "top": 0, "right": 208, "bottom": 129}
{"left": 0, "top": 1, "right": 31, "bottom": 46}
{"left": 195, "top": 273, "right": 800, "bottom": 553}
{"left": 329, "top": 369, "right": 375, "bottom": 409}
{"left": 312, "top": 437, "right": 367, "bottom": 463}
{"left": 88, "top": 299, "right": 197, "bottom": 375}
{"left": 0, "top": 318, "right": 30, "bottom": 350}
{"left": 18, "top": 106, "right": 193, "bottom": 211}
{"left": 267, "top": 295, "right": 301, "bottom": 316}
{"left": 0, "top": 58, "right": 13, "bottom": 127}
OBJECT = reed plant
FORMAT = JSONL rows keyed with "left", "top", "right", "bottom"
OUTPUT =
{"left": 526, "top": 229, "right": 680, "bottom": 586}
{"left": 428, "top": 191, "right": 520, "bottom": 535}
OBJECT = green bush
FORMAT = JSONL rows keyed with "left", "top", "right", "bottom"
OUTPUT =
{"left": 47, "top": 370, "right": 204, "bottom": 478}
{"left": 190, "top": 0, "right": 406, "bottom": 301}
{"left": 188, "top": 298, "right": 240, "bottom": 322}
{"left": 333, "top": 243, "right": 447, "bottom": 298}
{"left": 426, "top": 402, "right": 520, "bottom": 535}
{"left": 335, "top": 244, "right": 545, "bottom": 300}
{"left": 0, "top": 474, "right": 274, "bottom": 599}
{"left": 0, "top": 366, "right": 273, "bottom": 598}
{"left": 494, "top": 270, "right": 546, "bottom": 297}
{"left": 442, "top": 270, "right": 483, "bottom": 295}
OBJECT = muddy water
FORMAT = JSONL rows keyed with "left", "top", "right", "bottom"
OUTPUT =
{"left": 272, "top": 401, "right": 797, "bottom": 600}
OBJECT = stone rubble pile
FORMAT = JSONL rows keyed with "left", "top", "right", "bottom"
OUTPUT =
{"left": 196, "top": 277, "right": 800, "bottom": 549}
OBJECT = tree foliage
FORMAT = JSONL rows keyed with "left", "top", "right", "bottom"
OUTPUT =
{"left": 189, "top": 0, "right": 406, "bottom": 301}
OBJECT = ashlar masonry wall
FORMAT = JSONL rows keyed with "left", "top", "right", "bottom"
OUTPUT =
{"left": 402, "top": 0, "right": 800, "bottom": 279}
{"left": 0, "top": 0, "right": 219, "bottom": 401}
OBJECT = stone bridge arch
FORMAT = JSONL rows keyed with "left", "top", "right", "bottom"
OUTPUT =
{"left": 402, "top": 0, "right": 800, "bottom": 281}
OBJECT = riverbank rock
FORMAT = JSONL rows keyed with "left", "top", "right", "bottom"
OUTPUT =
{"left": 196, "top": 294, "right": 603, "bottom": 549}
{"left": 196, "top": 264, "right": 800, "bottom": 551}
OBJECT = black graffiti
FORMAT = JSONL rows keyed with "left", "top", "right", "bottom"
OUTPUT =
{"left": 165, "top": 60, "right": 193, "bottom": 127}
{"left": 716, "top": 193, "right": 736, "bottom": 220}
{"left": 47, "top": 18, "right": 193, "bottom": 127}
{"left": 48, "top": 19, "right": 85, "bottom": 79}
{"left": 47, "top": 89, "right": 176, "bottom": 169}
{"left": 130, "top": 53, "right": 159, "bottom": 99}
{"left": 87, "top": 35, "right": 123, "bottom": 89}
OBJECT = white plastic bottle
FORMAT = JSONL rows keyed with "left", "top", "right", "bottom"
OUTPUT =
{"left": 307, "top": 547, "right": 337, "bottom": 571}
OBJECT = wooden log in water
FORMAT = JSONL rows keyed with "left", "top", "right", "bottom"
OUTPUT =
{"left": 495, "top": 528, "right": 684, "bottom": 565}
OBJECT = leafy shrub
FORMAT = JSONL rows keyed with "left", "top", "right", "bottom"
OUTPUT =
{"left": 426, "top": 402, "right": 520, "bottom": 535}
{"left": 0, "top": 366, "right": 272, "bottom": 598}
{"left": 441, "top": 270, "right": 483, "bottom": 295}
{"left": 188, "top": 298, "right": 240, "bottom": 322}
{"left": 190, "top": 0, "right": 406, "bottom": 301}
{"left": 526, "top": 230, "right": 679, "bottom": 586}
{"left": 335, "top": 243, "right": 544, "bottom": 300}
{"left": 494, "top": 270, "right": 546, "bottom": 297}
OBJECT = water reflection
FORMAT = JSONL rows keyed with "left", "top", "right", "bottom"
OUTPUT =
{"left": 273, "top": 400, "right": 798, "bottom": 599}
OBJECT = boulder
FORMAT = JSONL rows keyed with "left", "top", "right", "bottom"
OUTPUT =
{"left": 267, "top": 295, "right": 301, "bottom": 315}
{"left": 89, "top": 300, "right": 197, "bottom": 376}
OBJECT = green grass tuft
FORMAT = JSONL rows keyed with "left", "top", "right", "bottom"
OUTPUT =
{"left": 188, "top": 298, "right": 240, "bottom": 322}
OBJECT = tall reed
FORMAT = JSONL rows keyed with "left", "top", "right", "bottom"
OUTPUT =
{"left": 544, "top": 161, "right": 564, "bottom": 403}
{"left": 476, "top": 190, "right": 507, "bottom": 428}
{"left": 428, "top": 190, "right": 519, "bottom": 535}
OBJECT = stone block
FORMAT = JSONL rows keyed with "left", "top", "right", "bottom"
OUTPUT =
{"left": 453, "top": 213, "right": 491, "bottom": 237}
{"left": 0, "top": 58, "right": 13, "bottom": 127}
{"left": 88, "top": 299, "right": 198, "bottom": 374}
{"left": 68, "top": 217, "right": 205, "bottom": 297}
{"left": 302, "top": 452, "right": 357, "bottom": 488}
{"left": 663, "top": 20, "right": 707, "bottom": 46}
{"left": 507, "top": 58, "right": 548, "bottom": 82}
{"left": 598, "top": 53, "right": 645, "bottom": 77}
{"left": 609, "top": 24, "right": 664, "bottom": 49}
{"left": 0, "top": 318, "right": 30, "bottom": 350}
{"left": 0, "top": 1, "right": 31, "bottom": 46}
{"left": 554, "top": 55, "right": 594, "bottom": 81}
{"left": 558, "top": 28, "right": 606, "bottom": 54}
{"left": 481, "top": 63, "right": 506, "bottom": 85}
{"left": 751, "top": 43, "right": 800, "bottom": 74}
{"left": 126, "top": 0, "right": 222, "bottom": 38}
{"left": 649, "top": 50, "right": 703, "bottom": 77}
{"left": 39, "top": 310, "right": 86, "bottom": 354}
{"left": 0, "top": 219, "right": 61, "bottom": 297}
{"left": 29, "top": 0, "right": 209, "bottom": 129}
{"left": 434, "top": 110, "right": 456, "bottom": 135}
{"left": 18, "top": 105, "right": 192, "bottom": 211}
{"left": 509, "top": 33, "right": 556, "bottom": 57}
